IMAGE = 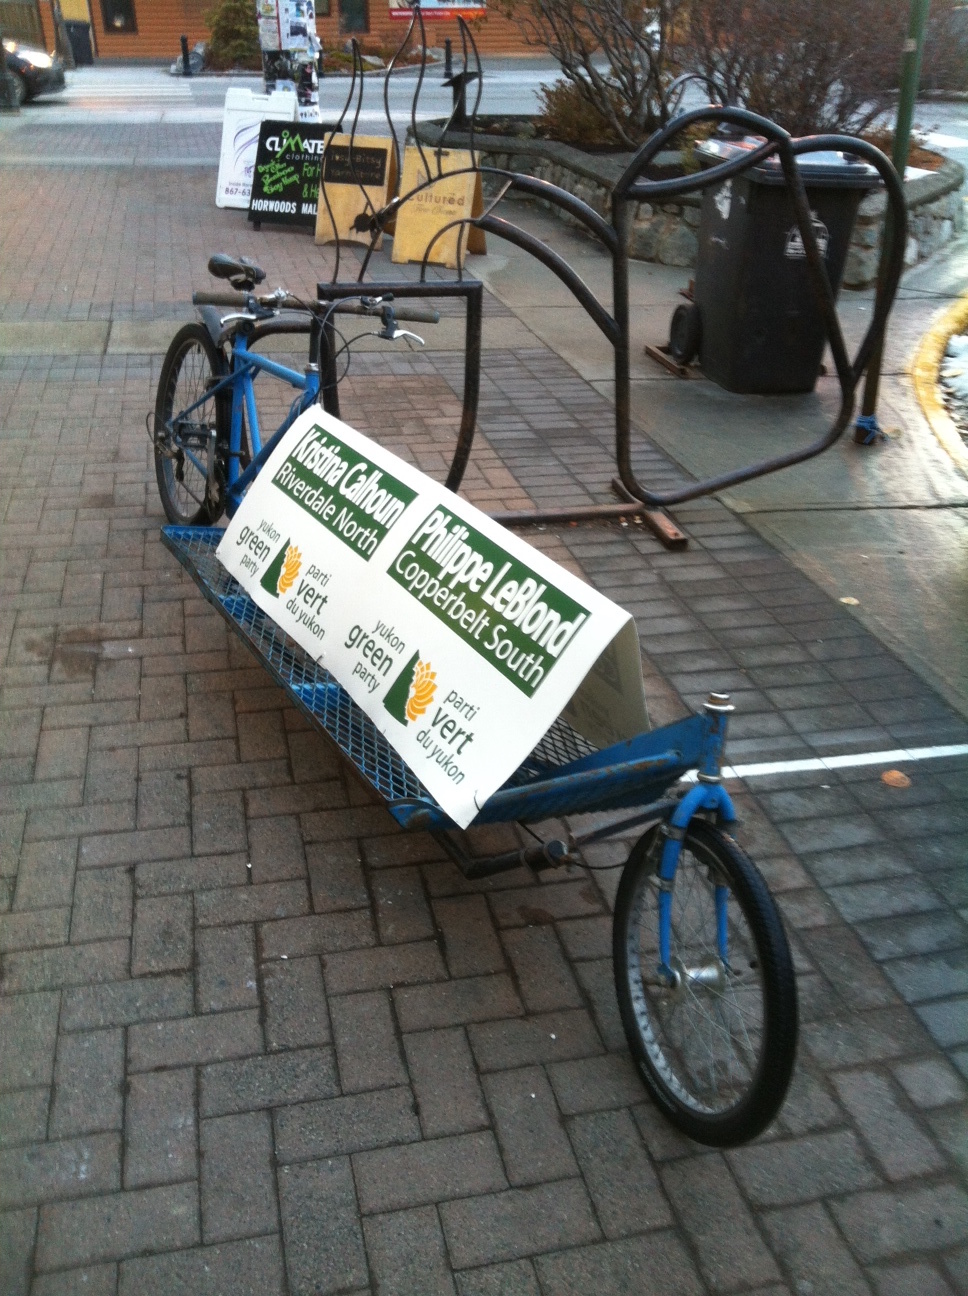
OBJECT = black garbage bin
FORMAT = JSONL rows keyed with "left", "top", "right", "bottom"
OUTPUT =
{"left": 675, "top": 138, "right": 879, "bottom": 395}
{"left": 64, "top": 20, "right": 94, "bottom": 66}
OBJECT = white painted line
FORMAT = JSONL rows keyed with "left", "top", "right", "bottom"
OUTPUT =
{"left": 682, "top": 743, "right": 968, "bottom": 782}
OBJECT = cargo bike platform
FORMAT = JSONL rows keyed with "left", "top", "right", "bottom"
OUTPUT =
{"left": 163, "top": 523, "right": 798, "bottom": 1147}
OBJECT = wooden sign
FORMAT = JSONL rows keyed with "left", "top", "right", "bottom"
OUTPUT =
{"left": 315, "top": 135, "right": 397, "bottom": 250}
{"left": 248, "top": 121, "right": 331, "bottom": 229}
{"left": 391, "top": 147, "right": 485, "bottom": 270}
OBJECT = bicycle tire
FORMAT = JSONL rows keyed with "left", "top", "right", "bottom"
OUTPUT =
{"left": 613, "top": 818, "right": 797, "bottom": 1146}
{"left": 154, "top": 323, "right": 229, "bottom": 525}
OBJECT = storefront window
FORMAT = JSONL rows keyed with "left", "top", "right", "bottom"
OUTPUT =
{"left": 100, "top": 0, "right": 136, "bottom": 32}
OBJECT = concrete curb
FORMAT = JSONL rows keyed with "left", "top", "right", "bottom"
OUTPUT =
{"left": 910, "top": 292, "right": 968, "bottom": 479}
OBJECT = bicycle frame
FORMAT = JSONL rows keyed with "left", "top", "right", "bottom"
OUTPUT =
{"left": 164, "top": 325, "right": 320, "bottom": 518}
{"left": 223, "top": 332, "right": 321, "bottom": 517}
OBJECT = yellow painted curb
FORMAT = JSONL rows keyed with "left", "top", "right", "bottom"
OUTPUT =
{"left": 910, "top": 293, "right": 968, "bottom": 478}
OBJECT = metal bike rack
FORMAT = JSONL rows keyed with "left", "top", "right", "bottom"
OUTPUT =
{"left": 315, "top": 19, "right": 908, "bottom": 547}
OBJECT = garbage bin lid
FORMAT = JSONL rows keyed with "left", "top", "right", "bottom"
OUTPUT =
{"left": 697, "top": 137, "right": 881, "bottom": 189}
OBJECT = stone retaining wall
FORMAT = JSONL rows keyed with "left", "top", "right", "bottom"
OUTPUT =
{"left": 416, "top": 124, "right": 966, "bottom": 289}
{"left": 848, "top": 165, "right": 966, "bottom": 285}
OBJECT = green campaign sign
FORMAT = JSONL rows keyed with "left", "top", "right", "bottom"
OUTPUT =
{"left": 272, "top": 423, "right": 417, "bottom": 559}
{"left": 389, "top": 506, "right": 590, "bottom": 696}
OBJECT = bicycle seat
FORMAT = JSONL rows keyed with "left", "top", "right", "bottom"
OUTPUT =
{"left": 207, "top": 254, "right": 267, "bottom": 292}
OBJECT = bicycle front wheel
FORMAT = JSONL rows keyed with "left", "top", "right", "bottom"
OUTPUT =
{"left": 154, "top": 323, "right": 228, "bottom": 525}
{"left": 613, "top": 819, "right": 797, "bottom": 1146}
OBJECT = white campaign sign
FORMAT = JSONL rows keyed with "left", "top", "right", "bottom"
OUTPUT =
{"left": 217, "top": 410, "right": 648, "bottom": 828}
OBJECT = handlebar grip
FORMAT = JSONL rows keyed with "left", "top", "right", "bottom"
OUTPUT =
{"left": 392, "top": 305, "right": 441, "bottom": 324}
{"left": 328, "top": 301, "right": 441, "bottom": 324}
{"left": 193, "top": 291, "right": 249, "bottom": 307}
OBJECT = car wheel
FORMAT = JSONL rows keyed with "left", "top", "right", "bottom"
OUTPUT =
{"left": 9, "top": 71, "right": 28, "bottom": 105}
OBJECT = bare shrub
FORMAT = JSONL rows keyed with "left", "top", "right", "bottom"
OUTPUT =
{"left": 501, "top": 0, "right": 683, "bottom": 148}
{"left": 683, "top": 0, "right": 907, "bottom": 137}
{"left": 920, "top": 0, "right": 968, "bottom": 92}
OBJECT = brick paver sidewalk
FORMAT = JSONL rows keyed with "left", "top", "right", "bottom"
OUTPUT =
{"left": 1, "top": 119, "right": 967, "bottom": 1295}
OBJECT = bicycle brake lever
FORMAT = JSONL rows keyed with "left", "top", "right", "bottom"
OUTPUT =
{"left": 383, "top": 327, "right": 425, "bottom": 346}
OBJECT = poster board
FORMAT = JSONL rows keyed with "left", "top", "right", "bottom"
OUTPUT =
{"left": 248, "top": 121, "right": 331, "bottom": 229}
{"left": 257, "top": 0, "right": 317, "bottom": 51}
{"left": 216, "top": 409, "right": 649, "bottom": 829}
{"left": 216, "top": 88, "right": 297, "bottom": 210}
{"left": 315, "top": 134, "right": 397, "bottom": 249}
{"left": 257, "top": 0, "right": 321, "bottom": 118}
{"left": 392, "top": 147, "right": 485, "bottom": 269}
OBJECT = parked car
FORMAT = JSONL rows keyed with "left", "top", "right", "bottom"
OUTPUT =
{"left": 2, "top": 39, "right": 66, "bottom": 104}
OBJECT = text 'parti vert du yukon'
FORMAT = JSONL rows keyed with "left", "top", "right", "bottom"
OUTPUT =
{"left": 390, "top": 506, "right": 591, "bottom": 696}
{"left": 272, "top": 424, "right": 417, "bottom": 559}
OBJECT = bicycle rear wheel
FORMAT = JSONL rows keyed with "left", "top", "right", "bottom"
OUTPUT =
{"left": 154, "top": 323, "right": 228, "bottom": 525}
{"left": 613, "top": 818, "right": 797, "bottom": 1146}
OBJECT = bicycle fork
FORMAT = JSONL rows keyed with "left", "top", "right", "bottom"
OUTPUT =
{"left": 655, "top": 694, "right": 737, "bottom": 988}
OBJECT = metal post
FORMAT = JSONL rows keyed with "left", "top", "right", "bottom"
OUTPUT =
{"left": 180, "top": 34, "right": 191, "bottom": 76}
{"left": 855, "top": 0, "right": 931, "bottom": 442}
{"left": 53, "top": 0, "right": 75, "bottom": 70}
{"left": 0, "top": 23, "right": 21, "bottom": 113}
{"left": 444, "top": 38, "right": 452, "bottom": 79}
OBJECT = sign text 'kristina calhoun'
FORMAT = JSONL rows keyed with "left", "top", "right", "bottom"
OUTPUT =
{"left": 390, "top": 506, "right": 590, "bottom": 696}
{"left": 272, "top": 424, "right": 417, "bottom": 560}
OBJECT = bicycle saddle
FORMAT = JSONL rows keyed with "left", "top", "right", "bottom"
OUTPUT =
{"left": 207, "top": 254, "right": 267, "bottom": 292}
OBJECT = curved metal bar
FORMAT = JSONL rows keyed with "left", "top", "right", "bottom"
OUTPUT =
{"left": 475, "top": 213, "right": 619, "bottom": 344}
{"left": 459, "top": 16, "right": 483, "bottom": 160}
{"left": 382, "top": 10, "right": 420, "bottom": 196}
{"left": 436, "top": 34, "right": 466, "bottom": 166}
{"left": 319, "top": 154, "right": 343, "bottom": 285}
{"left": 609, "top": 125, "right": 906, "bottom": 508}
{"left": 372, "top": 165, "right": 618, "bottom": 252}
{"left": 346, "top": 42, "right": 383, "bottom": 234}
{"left": 348, "top": 40, "right": 365, "bottom": 143}
{"left": 408, "top": 7, "right": 434, "bottom": 185}
{"left": 788, "top": 134, "right": 907, "bottom": 384}
{"left": 614, "top": 105, "right": 791, "bottom": 198}
{"left": 322, "top": 42, "right": 365, "bottom": 284}
{"left": 331, "top": 40, "right": 359, "bottom": 135}
{"left": 435, "top": 18, "right": 484, "bottom": 167}
{"left": 416, "top": 214, "right": 469, "bottom": 281}
{"left": 494, "top": 172, "right": 618, "bottom": 251}
{"left": 625, "top": 136, "right": 782, "bottom": 201}
{"left": 666, "top": 70, "right": 729, "bottom": 118}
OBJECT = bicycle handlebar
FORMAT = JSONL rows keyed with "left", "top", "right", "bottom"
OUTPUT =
{"left": 193, "top": 291, "right": 258, "bottom": 307}
{"left": 191, "top": 290, "right": 440, "bottom": 324}
{"left": 340, "top": 302, "right": 441, "bottom": 324}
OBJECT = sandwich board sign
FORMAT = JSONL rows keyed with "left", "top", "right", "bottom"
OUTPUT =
{"left": 216, "top": 87, "right": 297, "bottom": 210}
{"left": 392, "top": 146, "right": 485, "bottom": 269}
{"left": 315, "top": 134, "right": 397, "bottom": 249}
{"left": 216, "top": 409, "right": 648, "bottom": 829}
{"left": 248, "top": 121, "right": 331, "bottom": 229}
